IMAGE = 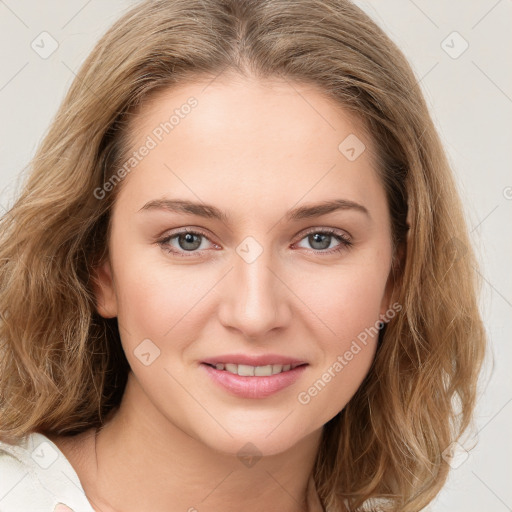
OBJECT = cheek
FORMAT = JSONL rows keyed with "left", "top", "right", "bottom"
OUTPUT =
{"left": 293, "top": 297, "right": 381, "bottom": 423}
{"left": 112, "top": 250, "right": 206, "bottom": 350}
{"left": 291, "top": 259, "right": 389, "bottom": 342}
{"left": 290, "top": 261, "right": 387, "bottom": 416}
{"left": 296, "top": 339, "right": 377, "bottom": 426}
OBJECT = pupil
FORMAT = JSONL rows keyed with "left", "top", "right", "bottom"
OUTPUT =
{"left": 310, "top": 233, "right": 330, "bottom": 250}
{"left": 180, "top": 233, "right": 201, "bottom": 251}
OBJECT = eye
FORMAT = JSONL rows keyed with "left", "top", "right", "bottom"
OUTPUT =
{"left": 294, "top": 227, "right": 353, "bottom": 255}
{"left": 157, "top": 227, "right": 353, "bottom": 258}
{"left": 158, "top": 228, "right": 218, "bottom": 258}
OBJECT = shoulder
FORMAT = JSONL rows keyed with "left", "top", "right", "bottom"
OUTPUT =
{"left": 0, "top": 432, "right": 95, "bottom": 512}
{"left": 0, "top": 433, "right": 55, "bottom": 511}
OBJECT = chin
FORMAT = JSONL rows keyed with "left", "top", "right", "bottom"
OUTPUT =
{"left": 197, "top": 420, "right": 314, "bottom": 460}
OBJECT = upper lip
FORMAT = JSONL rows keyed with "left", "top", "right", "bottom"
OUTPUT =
{"left": 201, "top": 354, "right": 308, "bottom": 367}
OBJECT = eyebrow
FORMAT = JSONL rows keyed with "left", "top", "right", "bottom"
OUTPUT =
{"left": 139, "top": 198, "right": 370, "bottom": 223}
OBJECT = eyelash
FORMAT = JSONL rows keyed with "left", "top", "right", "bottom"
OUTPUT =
{"left": 157, "top": 227, "right": 353, "bottom": 258}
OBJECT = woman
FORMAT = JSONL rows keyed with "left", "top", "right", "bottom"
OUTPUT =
{"left": 0, "top": 0, "right": 487, "bottom": 511}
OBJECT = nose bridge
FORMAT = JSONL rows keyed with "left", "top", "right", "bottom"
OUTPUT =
{"left": 217, "top": 236, "right": 290, "bottom": 337}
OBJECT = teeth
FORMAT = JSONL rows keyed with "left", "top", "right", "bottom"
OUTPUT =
{"left": 272, "top": 364, "right": 283, "bottom": 374}
{"left": 237, "top": 364, "right": 255, "bottom": 376}
{"left": 211, "top": 362, "right": 302, "bottom": 376}
{"left": 254, "top": 365, "right": 273, "bottom": 376}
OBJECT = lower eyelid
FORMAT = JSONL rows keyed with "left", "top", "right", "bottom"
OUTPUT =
{"left": 159, "top": 231, "right": 216, "bottom": 253}
{"left": 158, "top": 229, "right": 352, "bottom": 256}
{"left": 294, "top": 233, "right": 352, "bottom": 253}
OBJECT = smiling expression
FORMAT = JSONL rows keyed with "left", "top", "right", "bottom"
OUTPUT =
{"left": 93, "top": 72, "right": 396, "bottom": 456}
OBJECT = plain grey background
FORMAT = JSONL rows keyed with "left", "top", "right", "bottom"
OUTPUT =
{"left": 0, "top": 1, "right": 510, "bottom": 511}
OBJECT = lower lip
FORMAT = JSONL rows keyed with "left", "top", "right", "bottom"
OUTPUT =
{"left": 200, "top": 363, "right": 308, "bottom": 399}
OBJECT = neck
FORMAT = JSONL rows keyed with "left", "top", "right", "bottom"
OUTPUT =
{"left": 83, "top": 372, "right": 323, "bottom": 512}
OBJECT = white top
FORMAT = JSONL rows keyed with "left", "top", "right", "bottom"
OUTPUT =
{"left": 0, "top": 432, "right": 95, "bottom": 512}
{"left": 0, "top": 431, "right": 327, "bottom": 512}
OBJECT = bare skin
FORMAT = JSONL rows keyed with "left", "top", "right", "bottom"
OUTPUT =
{"left": 49, "top": 72, "right": 396, "bottom": 512}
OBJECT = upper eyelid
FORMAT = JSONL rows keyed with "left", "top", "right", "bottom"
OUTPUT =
{"left": 160, "top": 226, "right": 352, "bottom": 247}
{"left": 160, "top": 227, "right": 220, "bottom": 244}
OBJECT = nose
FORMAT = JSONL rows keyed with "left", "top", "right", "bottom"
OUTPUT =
{"left": 216, "top": 244, "right": 292, "bottom": 340}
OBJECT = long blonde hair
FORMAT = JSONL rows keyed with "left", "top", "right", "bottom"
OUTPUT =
{"left": 0, "top": 1, "right": 487, "bottom": 510}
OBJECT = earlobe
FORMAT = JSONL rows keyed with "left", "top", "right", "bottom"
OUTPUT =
{"left": 92, "top": 258, "right": 118, "bottom": 318}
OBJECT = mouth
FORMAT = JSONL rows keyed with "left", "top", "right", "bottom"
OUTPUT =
{"left": 200, "top": 357, "right": 309, "bottom": 398}
{"left": 202, "top": 362, "right": 307, "bottom": 377}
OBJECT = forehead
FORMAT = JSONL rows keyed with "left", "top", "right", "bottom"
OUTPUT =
{"left": 113, "top": 75, "right": 385, "bottom": 221}
{"left": 131, "top": 73, "right": 373, "bottom": 155}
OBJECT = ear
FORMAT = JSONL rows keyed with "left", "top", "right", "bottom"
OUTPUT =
{"left": 379, "top": 242, "right": 405, "bottom": 318}
{"left": 92, "top": 258, "right": 118, "bottom": 318}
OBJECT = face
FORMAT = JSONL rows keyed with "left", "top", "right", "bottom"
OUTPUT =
{"left": 94, "top": 73, "right": 396, "bottom": 457}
